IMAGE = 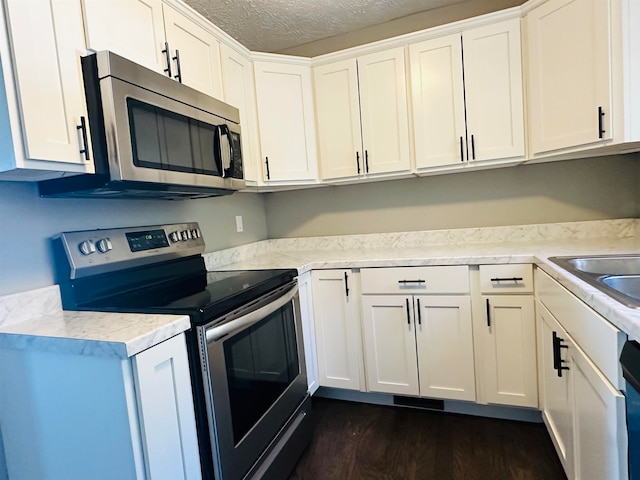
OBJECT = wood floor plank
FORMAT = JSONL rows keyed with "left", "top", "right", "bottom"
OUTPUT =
{"left": 289, "top": 397, "right": 567, "bottom": 480}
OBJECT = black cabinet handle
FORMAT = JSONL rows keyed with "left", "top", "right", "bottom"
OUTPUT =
{"left": 405, "top": 298, "right": 411, "bottom": 326}
{"left": 344, "top": 272, "right": 349, "bottom": 298}
{"left": 162, "top": 42, "right": 172, "bottom": 77}
{"left": 77, "top": 116, "right": 90, "bottom": 161}
{"left": 552, "top": 331, "right": 570, "bottom": 377}
{"left": 471, "top": 134, "right": 476, "bottom": 160}
{"left": 364, "top": 150, "right": 369, "bottom": 173}
{"left": 485, "top": 298, "right": 491, "bottom": 327}
{"left": 490, "top": 277, "right": 524, "bottom": 283}
{"left": 356, "top": 151, "right": 361, "bottom": 174}
{"left": 598, "top": 106, "right": 606, "bottom": 139}
{"left": 460, "top": 136, "right": 464, "bottom": 162}
{"left": 265, "top": 157, "right": 270, "bottom": 180}
{"left": 172, "top": 49, "right": 182, "bottom": 83}
{"left": 398, "top": 280, "right": 425, "bottom": 285}
{"left": 416, "top": 298, "right": 422, "bottom": 326}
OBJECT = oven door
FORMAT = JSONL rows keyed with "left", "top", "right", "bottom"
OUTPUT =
{"left": 199, "top": 281, "right": 308, "bottom": 480}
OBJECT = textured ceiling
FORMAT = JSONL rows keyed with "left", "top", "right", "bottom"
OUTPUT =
{"left": 184, "top": 0, "right": 467, "bottom": 53}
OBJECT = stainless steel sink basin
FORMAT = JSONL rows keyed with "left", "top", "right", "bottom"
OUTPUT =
{"left": 549, "top": 255, "right": 640, "bottom": 309}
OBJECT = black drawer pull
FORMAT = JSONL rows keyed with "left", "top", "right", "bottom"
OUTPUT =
{"left": 398, "top": 280, "right": 426, "bottom": 285}
{"left": 552, "top": 331, "right": 570, "bottom": 377}
{"left": 490, "top": 277, "right": 524, "bottom": 283}
{"left": 405, "top": 298, "right": 411, "bottom": 326}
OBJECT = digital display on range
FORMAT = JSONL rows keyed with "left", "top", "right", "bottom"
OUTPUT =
{"left": 126, "top": 229, "right": 169, "bottom": 252}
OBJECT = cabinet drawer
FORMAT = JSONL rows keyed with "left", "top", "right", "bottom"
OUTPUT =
{"left": 479, "top": 264, "right": 533, "bottom": 294}
{"left": 361, "top": 266, "right": 469, "bottom": 294}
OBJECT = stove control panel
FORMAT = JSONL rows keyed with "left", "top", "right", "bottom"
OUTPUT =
{"left": 57, "top": 222, "right": 205, "bottom": 279}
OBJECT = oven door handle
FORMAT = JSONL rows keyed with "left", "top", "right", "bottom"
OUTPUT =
{"left": 206, "top": 284, "right": 298, "bottom": 343}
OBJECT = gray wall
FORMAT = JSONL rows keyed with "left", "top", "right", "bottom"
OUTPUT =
{"left": 0, "top": 183, "right": 267, "bottom": 296}
{"left": 264, "top": 154, "right": 640, "bottom": 238}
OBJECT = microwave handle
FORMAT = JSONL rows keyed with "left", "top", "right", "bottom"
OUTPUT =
{"left": 217, "top": 125, "right": 232, "bottom": 177}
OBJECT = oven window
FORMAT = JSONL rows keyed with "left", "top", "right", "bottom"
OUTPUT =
{"left": 223, "top": 301, "right": 300, "bottom": 445}
{"left": 127, "top": 98, "right": 222, "bottom": 176}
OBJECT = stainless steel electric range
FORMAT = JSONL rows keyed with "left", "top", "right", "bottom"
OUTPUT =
{"left": 53, "top": 222, "right": 312, "bottom": 480}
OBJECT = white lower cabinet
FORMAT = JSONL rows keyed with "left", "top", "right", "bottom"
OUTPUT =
{"left": 360, "top": 267, "right": 476, "bottom": 401}
{"left": 474, "top": 264, "right": 538, "bottom": 408}
{"left": 536, "top": 268, "right": 628, "bottom": 480}
{"left": 0, "top": 333, "right": 201, "bottom": 480}
{"left": 311, "top": 269, "right": 364, "bottom": 390}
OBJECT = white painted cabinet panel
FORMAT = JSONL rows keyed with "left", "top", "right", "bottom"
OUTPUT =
{"left": 313, "top": 47, "right": 411, "bottom": 181}
{"left": 220, "top": 44, "right": 260, "bottom": 183}
{"left": 537, "top": 301, "right": 574, "bottom": 479}
{"left": 311, "top": 270, "right": 363, "bottom": 390}
{"left": 526, "top": 0, "right": 611, "bottom": 153}
{"left": 162, "top": 3, "right": 223, "bottom": 99}
{"left": 415, "top": 295, "right": 476, "bottom": 401}
{"left": 357, "top": 47, "right": 412, "bottom": 176}
{"left": 480, "top": 295, "right": 538, "bottom": 407}
{"left": 132, "top": 334, "right": 201, "bottom": 480}
{"left": 313, "top": 59, "right": 363, "bottom": 180}
{"left": 0, "top": 333, "right": 200, "bottom": 480}
{"left": 462, "top": 19, "right": 525, "bottom": 162}
{"left": 410, "top": 33, "right": 466, "bottom": 168}
{"left": 410, "top": 18, "right": 525, "bottom": 170}
{"left": 254, "top": 60, "right": 318, "bottom": 183}
{"left": 1, "top": 0, "right": 94, "bottom": 175}
{"left": 82, "top": 0, "right": 167, "bottom": 74}
{"left": 361, "top": 295, "right": 419, "bottom": 396}
{"left": 297, "top": 271, "right": 319, "bottom": 394}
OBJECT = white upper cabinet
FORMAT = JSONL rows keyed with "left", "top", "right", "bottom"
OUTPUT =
{"left": 162, "top": 3, "right": 223, "bottom": 99}
{"left": 410, "top": 17, "right": 525, "bottom": 171}
{"left": 0, "top": 0, "right": 95, "bottom": 178}
{"left": 313, "top": 47, "right": 411, "bottom": 181}
{"left": 82, "top": 0, "right": 224, "bottom": 98}
{"left": 253, "top": 58, "right": 318, "bottom": 184}
{"left": 526, "top": 0, "right": 610, "bottom": 154}
{"left": 220, "top": 44, "right": 260, "bottom": 183}
{"left": 525, "top": 0, "right": 640, "bottom": 156}
{"left": 82, "top": 0, "right": 167, "bottom": 74}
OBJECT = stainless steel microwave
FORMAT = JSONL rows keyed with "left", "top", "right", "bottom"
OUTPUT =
{"left": 39, "top": 50, "right": 245, "bottom": 199}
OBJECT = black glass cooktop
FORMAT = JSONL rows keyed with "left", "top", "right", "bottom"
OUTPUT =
{"left": 66, "top": 262, "right": 297, "bottom": 324}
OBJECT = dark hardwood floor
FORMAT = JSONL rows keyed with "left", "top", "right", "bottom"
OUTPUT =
{"left": 289, "top": 397, "right": 567, "bottom": 480}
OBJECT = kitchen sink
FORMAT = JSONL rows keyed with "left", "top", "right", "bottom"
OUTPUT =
{"left": 549, "top": 255, "right": 640, "bottom": 309}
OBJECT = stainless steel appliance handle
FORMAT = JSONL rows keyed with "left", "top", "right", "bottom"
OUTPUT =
{"left": 206, "top": 284, "right": 298, "bottom": 342}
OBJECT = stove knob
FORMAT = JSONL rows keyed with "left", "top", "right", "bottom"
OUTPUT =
{"left": 181, "top": 230, "right": 191, "bottom": 241}
{"left": 96, "top": 238, "right": 113, "bottom": 253}
{"left": 169, "top": 231, "right": 180, "bottom": 243}
{"left": 190, "top": 228, "right": 200, "bottom": 239}
{"left": 79, "top": 240, "right": 96, "bottom": 256}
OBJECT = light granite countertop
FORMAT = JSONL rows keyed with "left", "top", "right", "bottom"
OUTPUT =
{"left": 212, "top": 236, "right": 640, "bottom": 342}
{"left": 1, "top": 219, "right": 638, "bottom": 357}
{"left": 0, "top": 285, "right": 191, "bottom": 358}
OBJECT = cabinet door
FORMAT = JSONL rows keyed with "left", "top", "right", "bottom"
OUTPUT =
{"left": 313, "top": 59, "right": 363, "bottom": 180}
{"left": 254, "top": 60, "right": 318, "bottom": 183}
{"left": 358, "top": 47, "right": 411, "bottom": 175}
{"left": 5, "top": 0, "right": 93, "bottom": 169}
{"left": 410, "top": 34, "right": 466, "bottom": 168}
{"left": 82, "top": 0, "right": 167, "bottom": 75}
{"left": 220, "top": 44, "right": 260, "bottom": 183}
{"left": 526, "top": 0, "right": 611, "bottom": 153}
{"left": 570, "top": 342, "right": 627, "bottom": 480}
{"left": 361, "top": 295, "right": 419, "bottom": 395}
{"left": 415, "top": 295, "right": 476, "bottom": 401}
{"left": 133, "top": 334, "right": 201, "bottom": 480}
{"left": 481, "top": 295, "right": 538, "bottom": 407}
{"left": 311, "top": 270, "right": 362, "bottom": 390}
{"left": 537, "top": 301, "right": 574, "bottom": 478}
{"left": 162, "top": 4, "right": 223, "bottom": 99}
{"left": 463, "top": 18, "right": 525, "bottom": 162}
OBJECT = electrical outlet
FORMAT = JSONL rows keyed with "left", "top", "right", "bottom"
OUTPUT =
{"left": 235, "top": 216, "right": 244, "bottom": 233}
